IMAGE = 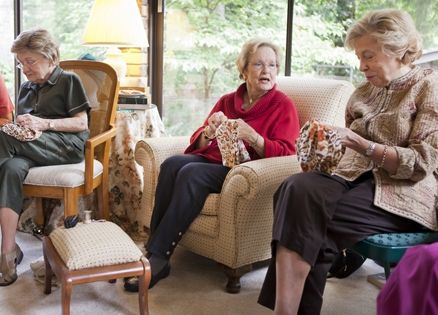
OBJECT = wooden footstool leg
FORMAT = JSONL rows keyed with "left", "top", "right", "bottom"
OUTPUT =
{"left": 138, "top": 257, "right": 151, "bottom": 315}
{"left": 62, "top": 283, "right": 72, "bottom": 315}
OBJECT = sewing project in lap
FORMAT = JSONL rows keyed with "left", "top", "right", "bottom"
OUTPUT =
{"left": 296, "top": 119, "right": 344, "bottom": 174}
{"left": 1, "top": 123, "right": 42, "bottom": 141}
{"left": 216, "top": 119, "right": 250, "bottom": 167}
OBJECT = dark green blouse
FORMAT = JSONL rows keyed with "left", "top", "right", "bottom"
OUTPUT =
{"left": 16, "top": 65, "right": 91, "bottom": 142}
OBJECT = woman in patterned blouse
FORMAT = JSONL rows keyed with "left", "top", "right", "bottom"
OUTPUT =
{"left": 258, "top": 9, "right": 438, "bottom": 315}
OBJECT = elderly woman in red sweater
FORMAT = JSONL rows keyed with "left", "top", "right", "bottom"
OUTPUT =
{"left": 0, "top": 75, "right": 14, "bottom": 125}
{"left": 124, "top": 38, "right": 300, "bottom": 292}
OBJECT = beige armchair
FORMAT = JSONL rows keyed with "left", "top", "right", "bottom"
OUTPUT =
{"left": 134, "top": 76, "right": 354, "bottom": 293}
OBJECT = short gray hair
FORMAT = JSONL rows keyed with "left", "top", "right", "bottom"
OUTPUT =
{"left": 11, "top": 28, "right": 60, "bottom": 64}
{"left": 345, "top": 9, "right": 422, "bottom": 64}
{"left": 236, "top": 38, "right": 281, "bottom": 80}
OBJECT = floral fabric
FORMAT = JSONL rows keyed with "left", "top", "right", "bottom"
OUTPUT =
{"left": 296, "top": 119, "right": 344, "bottom": 174}
{"left": 216, "top": 119, "right": 250, "bottom": 167}
{"left": 1, "top": 123, "right": 42, "bottom": 141}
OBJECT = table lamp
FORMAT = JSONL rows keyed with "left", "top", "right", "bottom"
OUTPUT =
{"left": 82, "top": 0, "right": 148, "bottom": 81}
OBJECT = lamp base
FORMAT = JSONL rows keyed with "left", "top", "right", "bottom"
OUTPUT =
{"left": 103, "top": 47, "right": 126, "bottom": 81}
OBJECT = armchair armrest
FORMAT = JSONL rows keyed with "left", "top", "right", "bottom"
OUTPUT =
{"left": 135, "top": 136, "right": 190, "bottom": 214}
{"left": 84, "top": 126, "right": 117, "bottom": 194}
{"left": 214, "top": 155, "right": 303, "bottom": 266}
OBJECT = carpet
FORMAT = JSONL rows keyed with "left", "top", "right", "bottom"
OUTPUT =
{"left": 1, "top": 231, "right": 381, "bottom": 315}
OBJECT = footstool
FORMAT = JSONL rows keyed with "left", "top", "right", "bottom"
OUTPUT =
{"left": 43, "top": 221, "right": 151, "bottom": 315}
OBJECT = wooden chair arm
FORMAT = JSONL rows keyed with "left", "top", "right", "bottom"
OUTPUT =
{"left": 84, "top": 126, "right": 117, "bottom": 194}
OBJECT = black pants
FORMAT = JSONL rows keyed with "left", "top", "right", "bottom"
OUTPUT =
{"left": 258, "top": 171, "right": 424, "bottom": 314}
{"left": 146, "top": 154, "right": 230, "bottom": 259}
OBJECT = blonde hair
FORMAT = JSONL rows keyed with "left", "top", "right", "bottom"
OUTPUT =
{"left": 345, "top": 9, "right": 422, "bottom": 64}
{"left": 11, "top": 28, "right": 60, "bottom": 64}
{"left": 236, "top": 38, "right": 281, "bottom": 80}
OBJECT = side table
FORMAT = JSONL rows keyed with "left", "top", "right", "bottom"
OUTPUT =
{"left": 109, "top": 105, "right": 166, "bottom": 238}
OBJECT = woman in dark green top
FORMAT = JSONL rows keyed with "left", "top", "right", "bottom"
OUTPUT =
{"left": 0, "top": 28, "right": 90, "bottom": 286}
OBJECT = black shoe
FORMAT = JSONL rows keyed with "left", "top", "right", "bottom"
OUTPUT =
{"left": 327, "top": 249, "right": 366, "bottom": 279}
{"left": 124, "top": 263, "right": 171, "bottom": 292}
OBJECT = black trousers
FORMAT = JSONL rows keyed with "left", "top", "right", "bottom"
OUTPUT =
{"left": 146, "top": 154, "right": 230, "bottom": 259}
{"left": 258, "top": 171, "right": 424, "bottom": 314}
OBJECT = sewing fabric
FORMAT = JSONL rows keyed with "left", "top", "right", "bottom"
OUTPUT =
{"left": 296, "top": 120, "right": 344, "bottom": 174}
{"left": 1, "top": 123, "right": 42, "bottom": 141}
{"left": 216, "top": 119, "right": 250, "bottom": 167}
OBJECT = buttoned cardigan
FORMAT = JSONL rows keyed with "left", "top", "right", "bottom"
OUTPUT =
{"left": 334, "top": 66, "right": 438, "bottom": 230}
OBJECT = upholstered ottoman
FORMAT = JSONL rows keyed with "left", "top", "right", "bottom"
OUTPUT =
{"left": 43, "top": 221, "right": 151, "bottom": 315}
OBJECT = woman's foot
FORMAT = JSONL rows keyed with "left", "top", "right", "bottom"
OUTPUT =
{"left": 124, "top": 255, "right": 170, "bottom": 292}
{"left": 0, "top": 244, "right": 24, "bottom": 286}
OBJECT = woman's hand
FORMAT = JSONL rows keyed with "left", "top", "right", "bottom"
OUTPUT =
{"left": 16, "top": 114, "right": 49, "bottom": 131}
{"left": 323, "top": 124, "right": 368, "bottom": 153}
{"left": 236, "top": 119, "right": 258, "bottom": 143}
{"left": 205, "top": 111, "right": 227, "bottom": 138}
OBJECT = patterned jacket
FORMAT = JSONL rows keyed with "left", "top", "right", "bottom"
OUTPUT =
{"left": 334, "top": 66, "right": 438, "bottom": 231}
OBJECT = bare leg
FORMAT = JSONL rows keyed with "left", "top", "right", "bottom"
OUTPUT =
{"left": 274, "top": 245, "right": 311, "bottom": 315}
{"left": 0, "top": 207, "right": 19, "bottom": 254}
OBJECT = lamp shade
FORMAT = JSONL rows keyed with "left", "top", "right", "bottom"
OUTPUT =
{"left": 83, "top": 0, "right": 148, "bottom": 47}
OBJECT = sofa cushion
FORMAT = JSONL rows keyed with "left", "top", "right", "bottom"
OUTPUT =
{"left": 24, "top": 160, "right": 103, "bottom": 187}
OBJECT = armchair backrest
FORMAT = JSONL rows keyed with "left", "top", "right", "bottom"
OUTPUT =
{"left": 276, "top": 76, "right": 355, "bottom": 128}
{"left": 59, "top": 60, "right": 119, "bottom": 138}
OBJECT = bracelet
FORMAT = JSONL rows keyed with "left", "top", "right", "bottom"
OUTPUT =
{"left": 250, "top": 134, "right": 260, "bottom": 147}
{"left": 379, "top": 145, "right": 388, "bottom": 168}
{"left": 203, "top": 126, "right": 215, "bottom": 140}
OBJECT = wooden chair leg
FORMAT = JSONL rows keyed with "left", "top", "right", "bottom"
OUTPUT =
{"left": 34, "top": 197, "right": 45, "bottom": 227}
{"left": 96, "top": 184, "right": 109, "bottom": 220}
{"left": 62, "top": 283, "right": 72, "bottom": 315}
{"left": 64, "top": 190, "right": 78, "bottom": 217}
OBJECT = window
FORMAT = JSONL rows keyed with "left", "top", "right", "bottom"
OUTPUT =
{"left": 0, "top": 0, "right": 15, "bottom": 99}
{"left": 162, "top": 0, "right": 288, "bottom": 136}
{"left": 157, "top": 0, "right": 438, "bottom": 136}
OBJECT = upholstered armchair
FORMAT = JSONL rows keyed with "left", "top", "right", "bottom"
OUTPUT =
{"left": 134, "top": 76, "right": 354, "bottom": 293}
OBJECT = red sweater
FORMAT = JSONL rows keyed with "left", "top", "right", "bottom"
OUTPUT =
{"left": 185, "top": 83, "right": 300, "bottom": 163}
{"left": 0, "top": 76, "right": 13, "bottom": 117}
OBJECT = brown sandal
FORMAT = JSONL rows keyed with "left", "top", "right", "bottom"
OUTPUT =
{"left": 0, "top": 244, "right": 24, "bottom": 286}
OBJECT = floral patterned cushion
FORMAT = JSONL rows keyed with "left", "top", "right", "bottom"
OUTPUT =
{"left": 296, "top": 119, "right": 344, "bottom": 174}
{"left": 1, "top": 123, "right": 42, "bottom": 141}
{"left": 216, "top": 119, "right": 250, "bottom": 167}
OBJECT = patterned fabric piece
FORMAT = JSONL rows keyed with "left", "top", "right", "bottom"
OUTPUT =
{"left": 296, "top": 119, "right": 344, "bottom": 174}
{"left": 49, "top": 221, "right": 143, "bottom": 270}
{"left": 1, "top": 123, "right": 42, "bottom": 141}
{"left": 216, "top": 119, "right": 250, "bottom": 167}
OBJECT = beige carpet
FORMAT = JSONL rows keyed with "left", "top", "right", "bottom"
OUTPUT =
{"left": 1, "top": 231, "right": 381, "bottom": 315}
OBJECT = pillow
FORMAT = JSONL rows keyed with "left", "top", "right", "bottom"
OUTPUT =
{"left": 296, "top": 119, "right": 344, "bottom": 174}
{"left": 49, "top": 221, "right": 143, "bottom": 270}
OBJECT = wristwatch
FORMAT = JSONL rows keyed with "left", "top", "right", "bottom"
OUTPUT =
{"left": 365, "top": 142, "right": 376, "bottom": 157}
{"left": 48, "top": 120, "right": 55, "bottom": 130}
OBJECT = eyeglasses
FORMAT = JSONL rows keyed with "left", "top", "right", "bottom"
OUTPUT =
{"left": 16, "top": 59, "right": 40, "bottom": 70}
{"left": 250, "top": 62, "right": 278, "bottom": 71}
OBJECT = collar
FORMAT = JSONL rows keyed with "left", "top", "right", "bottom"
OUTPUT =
{"left": 386, "top": 65, "right": 430, "bottom": 90}
{"left": 21, "top": 65, "right": 63, "bottom": 91}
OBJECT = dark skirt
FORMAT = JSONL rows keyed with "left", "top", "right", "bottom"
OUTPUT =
{"left": 258, "top": 171, "right": 424, "bottom": 314}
